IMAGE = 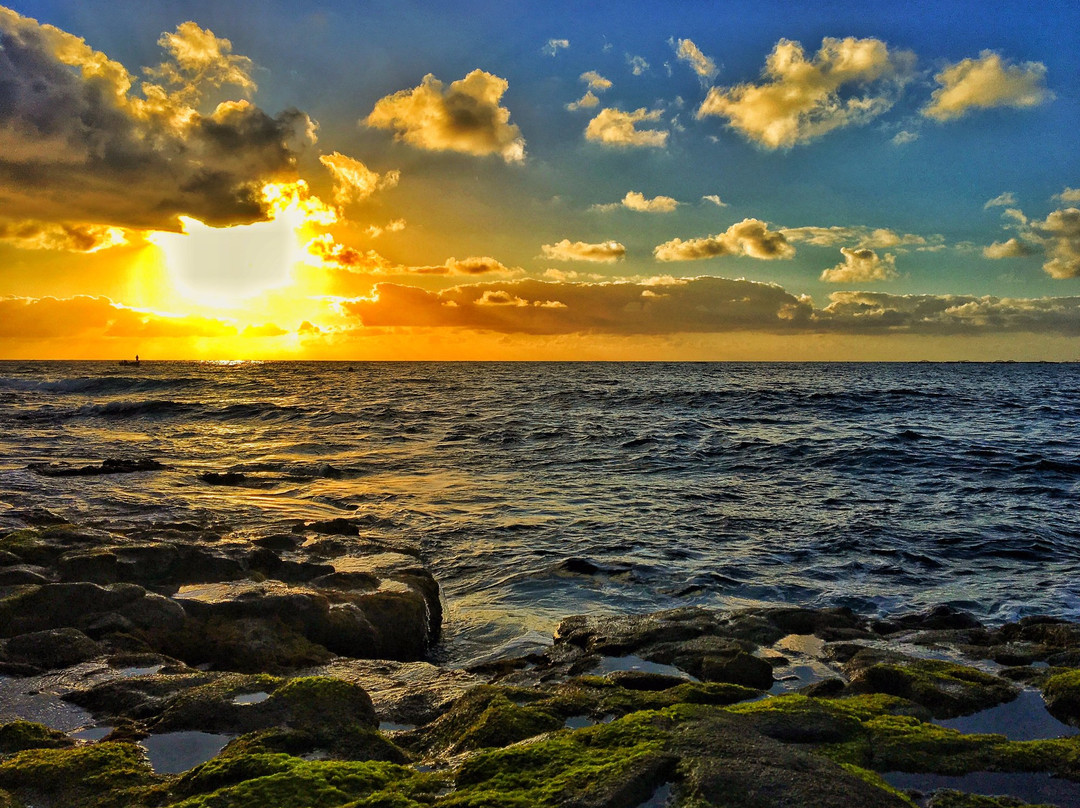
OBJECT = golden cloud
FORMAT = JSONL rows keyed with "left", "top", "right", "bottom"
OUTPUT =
{"left": 983, "top": 238, "right": 1035, "bottom": 259}
{"left": 318, "top": 152, "right": 400, "bottom": 206}
{"left": 654, "top": 219, "right": 795, "bottom": 261}
{"left": 341, "top": 276, "right": 811, "bottom": 334}
{"left": 672, "top": 38, "right": 718, "bottom": 83}
{"left": 541, "top": 239, "right": 626, "bottom": 263}
{"left": 566, "top": 91, "right": 600, "bottom": 111}
{"left": 580, "top": 70, "right": 613, "bottom": 91}
{"left": 820, "top": 247, "right": 898, "bottom": 283}
{"left": 0, "top": 9, "right": 316, "bottom": 229}
{"left": 0, "top": 295, "right": 239, "bottom": 339}
{"left": 365, "top": 70, "right": 525, "bottom": 163}
{"left": 923, "top": 51, "right": 1052, "bottom": 121}
{"left": 0, "top": 219, "right": 129, "bottom": 252}
{"left": 1032, "top": 208, "right": 1080, "bottom": 279}
{"left": 585, "top": 108, "right": 668, "bottom": 148}
{"left": 593, "top": 192, "right": 679, "bottom": 213}
{"left": 782, "top": 225, "right": 931, "bottom": 250}
{"left": 1054, "top": 188, "right": 1080, "bottom": 204}
{"left": 697, "top": 37, "right": 914, "bottom": 148}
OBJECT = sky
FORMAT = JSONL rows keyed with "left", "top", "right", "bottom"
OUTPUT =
{"left": 1, "top": 0, "right": 1078, "bottom": 360}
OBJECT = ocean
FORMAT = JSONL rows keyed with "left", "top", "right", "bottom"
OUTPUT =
{"left": 1, "top": 361, "right": 1078, "bottom": 665}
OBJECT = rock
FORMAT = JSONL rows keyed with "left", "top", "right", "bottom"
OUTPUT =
{"left": 1, "top": 627, "right": 102, "bottom": 670}
{"left": 27, "top": 457, "right": 165, "bottom": 477}
{"left": 890, "top": 604, "right": 985, "bottom": 632}
{"left": 0, "top": 565, "right": 53, "bottom": 585}
{"left": 843, "top": 649, "right": 1019, "bottom": 718}
{"left": 699, "top": 648, "right": 774, "bottom": 690}
{"left": 199, "top": 471, "right": 248, "bottom": 485}
{"left": 0, "top": 721, "right": 74, "bottom": 753}
{"left": 1041, "top": 668, "right": 1080, "bottom": 725}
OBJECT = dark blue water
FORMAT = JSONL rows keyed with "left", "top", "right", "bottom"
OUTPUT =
{"left": 1, "top": 361, "right": 1078, "bottom": 663}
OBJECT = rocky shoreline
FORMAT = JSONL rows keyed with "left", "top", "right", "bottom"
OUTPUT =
{"left": 2, "top": 511, "right": 1080, "bottom": 807}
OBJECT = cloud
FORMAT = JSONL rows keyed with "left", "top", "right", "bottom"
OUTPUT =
{"left": 580, "top": 71, "right": 613, "bottom": 91}
{"left": 542, "top": 38, "right": 569, "bottom": 57}
{"left": 414, "top": 256, "right": 521, "bottom": 276}
{"left": 0, "top": 295, "right": 238, "bottom": 340}
{"left": 627, "top": 55, "right": 650, "bottom": 75}
{"left": 923, "top": 51, "right": 1052, "bottom": 121}
{"left": 781, "top": 225, "right": 931, "bottom": 250}
{"left": 318, "top": 152, "right": 399, "bottom": 206}
{"left": 365, "top": 219, "right": 406, "bottom": 238}
{"left": 144, "top": 20, "right": 256, "bottom": 105}
{"left": 697, "top": 37, "right": 915, "bottom": 149}
{"left": 983, "top": 238, "right": 1035, "bottom": 259}
{"left": 1031, "top": 208, "right": 1080, "bottom": 279}
{"left": 542, "top": 239, "right": 626, "bottom": 263}
{"left": 566, "top": 91, "right": 600, "bottom": 111}
{"left": 984, "top": 192, "right": 1018, "bottom": 209}
{"left": 702, "top": 195, "right": 728, "bottom": 207}
{"left": 654, "top": 219, "right": 795, "bottom": 262}
{"left": 672, "top": 38, "right": 718, "bottom": 84}
{"left": 585, "top": 108, "right": 668, "bottom": 148}
{"left": 308, "top": 234, "right": 517, "bottom": 276}
{"left": 819, "top": 291, "right": 1080, "bottom": 335}
{"left": 891, "top": 130, "right": 919, "bottom": 145}
{"left": 365, "top": 70, "right": 525, "bottom": 163}
{"left": 594, "top": 192, "right": 679, "bottom": 213}
{"left": 0, "top": 9, "right": 317, "bottom": 229}
{"left": 1055, "top": 188, "right": 1080, "bottom": 204}
{"left": 0, "top": 219, "right": 128, "bottom": 252}
{"left": 820, "top": 247, "right": 898, "bottom": 282}
{"left": 341, "top": 276, "right": 812, "bottom": 335}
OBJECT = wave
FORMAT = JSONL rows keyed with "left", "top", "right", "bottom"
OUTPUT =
{"left": 0, "top": 375, "right": 204, "bottom": 395}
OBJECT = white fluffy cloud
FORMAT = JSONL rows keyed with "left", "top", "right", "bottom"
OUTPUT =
{"left": 318, "top": 152, "right": 400, "bottom": 206}
{"left": 654, "top": 219, "right": 795, "bottom": 262}
{"left": 672, "top": 38, "right": 718, "bottom": 84}
{"left": 923, "top": 51, "right": 1052, "bottom": 121}
{"left": 697, "top": 37, "right": 914, "bottom": 149}
{"left": 627, "top": 55, "right": 650, "bottom": 75}
{"left": 820, "top": 247, "right": 898, "bottom": 282}
{"left": 542, "top": 39, "right": 569, "bottom": 56}
{"left": 366, "top": 70, "right": 525, "bottom": 163}
{"left": 542, "top": 239, "right": 626, "bottom": 263}
{"left": 984, "top": 192, "right": 1018, "bottom": 209}
{"left": 702, "top": 195, "right": 728, "bottom": 207}
{"left": 1055, "top": 188, "right": 1080, "bottom": 204}
{"left": 585, "top": 108, "right": 668, "bottom": 148}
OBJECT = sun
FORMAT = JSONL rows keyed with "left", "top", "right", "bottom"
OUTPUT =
{"left": 148, "top": 181, "right": 337, "bottom": 308}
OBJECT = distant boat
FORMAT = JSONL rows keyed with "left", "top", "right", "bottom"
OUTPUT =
{"left": 118, "top": 355, "right": 141, "bottom": 367}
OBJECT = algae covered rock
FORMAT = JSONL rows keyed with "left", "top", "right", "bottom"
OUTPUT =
{"left": 844, "top": 649, "right": 1020, "bottom": 718}
{"left": 0, "top": 720, "right": 75, "bottom": 753}
{"left": 0, "top": 741, "right": 159, "bottom": 808}
{"left": 1041, "top": 668, "right": 1080, "bottom": 725}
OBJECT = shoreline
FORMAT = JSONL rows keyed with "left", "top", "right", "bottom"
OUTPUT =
{"left": 2, "top": 511, "right": 1080, "bottom": 807}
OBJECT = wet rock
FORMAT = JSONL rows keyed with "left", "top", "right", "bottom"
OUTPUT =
{"left": 27, "top": 457, "right": 165, "bottom": 477}
{"left": 844, "top": 648, "right": 1019, "bottom": 718}
{"left": 0, "top": 721, "right": 74, "bottom": 753}
{"left": 311, "top": 658, "right": 485, "bottom": 726}
{"left": 169, "top": 577, "right": 437, "bottom": 668}
{"left": 0, "top": 582, "right": 184, "bottom": 638}
{"left": 1, "top": 627, "right": 102, "bottom": 671}
{"left": 1041, "top": 668, "right": 1080, "bottom": 725}
{"left": 888, "top": 605, "right": 985, "bottom": 633}
{"left": 198, "top": 471, "right": 248, "bottom": 486}
{"left": 0, "top": 565, "right": 53, "bottom": 585}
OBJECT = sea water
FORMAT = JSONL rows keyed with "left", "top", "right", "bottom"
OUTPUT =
{"left": 1, "top": 361, "right": 1078, "bottom": 664}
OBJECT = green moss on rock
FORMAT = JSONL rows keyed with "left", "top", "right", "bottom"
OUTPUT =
{"left": 0, "top": 742, "right": 159, "bottom": 808}
{"left": 1041, "top": 668, "right": 1080, "bottom": 724}
{"left": 847, "top": 655, "right": 1020, "bottom": 718}
{"left": 0, "top": 720, "right": 75, "bottom": 753}
{"left": 167, "top": 758, "right": 440, "bottom": 808}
